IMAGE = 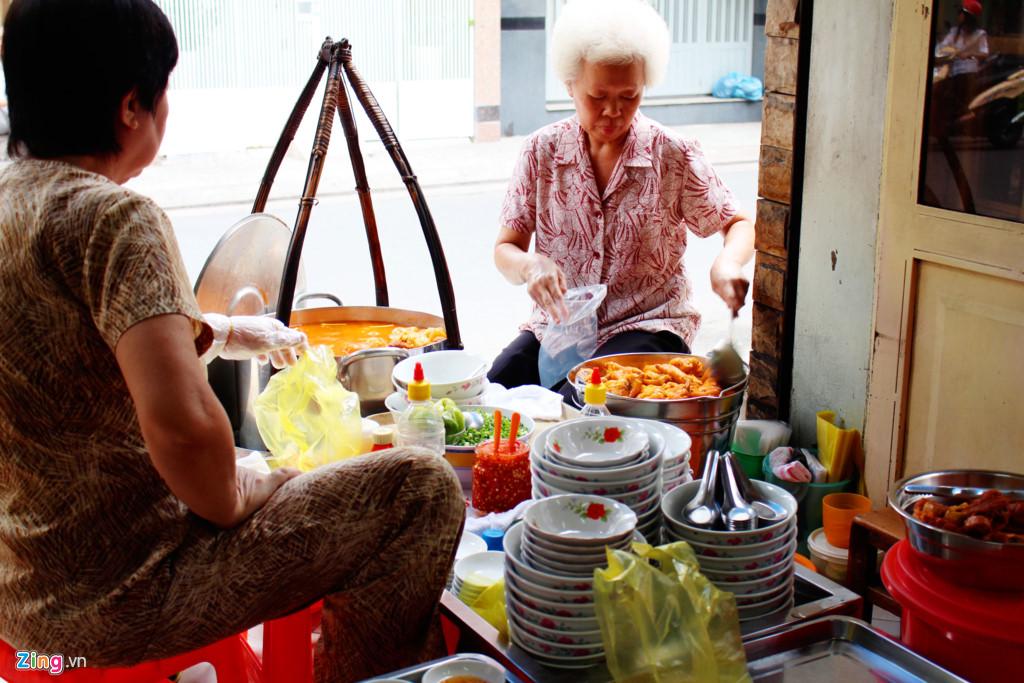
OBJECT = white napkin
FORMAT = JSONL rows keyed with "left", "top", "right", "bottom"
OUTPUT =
{"left": 465, "top": 498, "right": 535, "bottom": 535}
{"left": 234, "top": 447, "right": 272, "bottom": 474}
{"left": 478, "top": 383, "right": 565, "bottom": 421}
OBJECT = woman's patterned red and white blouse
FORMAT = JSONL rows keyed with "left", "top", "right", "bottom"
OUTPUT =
{"left": 500, "top": 113, "right": 739, "bottom": 347}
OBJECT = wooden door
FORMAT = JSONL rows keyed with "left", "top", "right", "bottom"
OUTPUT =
{"left": 865, "top": 0, "right": 1024, "bottom": 500}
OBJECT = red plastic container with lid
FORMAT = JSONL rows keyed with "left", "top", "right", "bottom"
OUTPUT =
{"left": 881, "top": 539, "right": 1024, "bottom": 683}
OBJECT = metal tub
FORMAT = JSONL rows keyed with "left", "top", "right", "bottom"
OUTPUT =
{"left": 888, "top": 469, "right": 1024, "bottom": 592}
{"left": 567, "top": 353, "right": 747, "bottom": 474}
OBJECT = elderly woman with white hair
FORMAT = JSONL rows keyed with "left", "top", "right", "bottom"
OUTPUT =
{"left": 489, "top": 0, "right": 755, "bottom": 394}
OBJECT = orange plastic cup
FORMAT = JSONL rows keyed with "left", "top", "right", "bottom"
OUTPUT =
{"left": 822, "top": 492, "right": 872, "bottom": 549}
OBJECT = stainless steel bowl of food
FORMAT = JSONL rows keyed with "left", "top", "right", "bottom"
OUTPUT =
{"left": 567, "top": 353, "right": 747, "bottom": 475}
{"left": 888, "top": 469, "right": 1024, "bottom": 592}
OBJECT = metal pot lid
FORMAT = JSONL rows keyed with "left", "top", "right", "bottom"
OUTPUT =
{"left": 193, "top": 213, "right": 305, "bottom": 316}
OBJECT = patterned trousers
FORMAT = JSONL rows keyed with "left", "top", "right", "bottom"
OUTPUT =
{"left": 78, "top": 449, "right": 465, "bottom": 682}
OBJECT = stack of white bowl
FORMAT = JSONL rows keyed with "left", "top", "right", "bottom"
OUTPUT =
{"left": 452, "top": 550, "right": 504, "bottom": 606}
{"left": 389, "top": 350, "right": 492, "bottom": 413}
{"left": 661, "top": 479, "right": 799, "bottom": 630}
{"left": 447, "top": 530, "right": 487, "bottom": 590}
{"left": 644, "top": 420, "right": 694, "bottom": 494}
{"left": 504, "top": 494, "right": 638, "bottom": 669}
{"left": 531, "top": 417, "right": 664, "bottom": 540}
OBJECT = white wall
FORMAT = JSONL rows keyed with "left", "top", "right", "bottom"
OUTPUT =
{"left": 790, "top": 0, "right": 894, "bottom": 441}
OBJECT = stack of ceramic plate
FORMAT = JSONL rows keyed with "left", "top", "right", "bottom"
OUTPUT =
{"left": 661, "top": 480, "right": 799, "bottom": 631}
{"left": 452, "top": 551, "right": 504, "bottom": 606}
{"left": 531, "top": 417, "right": 664, "bottom": 540}
{"left": 504, "top": 495, "right": 638, "bottom": 669}
{"left": 643, "top": 420, "right": 694, "bottom": 495}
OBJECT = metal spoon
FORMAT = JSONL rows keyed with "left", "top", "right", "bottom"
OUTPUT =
{"left": 684, "top": 450, "right": 722, "bottom": 528}
{"left": 727, "top": 451, "right": 789, "bottom": 524}
{"left": 721, "top": 453, "right": 758, "bottom": 531}
{"left": 708, "top": 313, "right": 746, "bottom": 388}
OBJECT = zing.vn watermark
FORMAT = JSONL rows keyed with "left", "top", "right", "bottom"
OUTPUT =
{"left": 15, "top": 651, "right": 86, "bottom": 675}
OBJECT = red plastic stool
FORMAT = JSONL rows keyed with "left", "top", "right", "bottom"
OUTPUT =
{"left": 0, "top": 603, "right": 322, "bottom": 683}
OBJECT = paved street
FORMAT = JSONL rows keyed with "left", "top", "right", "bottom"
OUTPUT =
{"left": 165, "top": 158, "right": 758, "bottom": 363}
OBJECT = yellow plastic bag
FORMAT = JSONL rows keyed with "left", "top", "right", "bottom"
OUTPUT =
{"left": 469, "top": 577, "right": 508, "bottom": 640}
{"left": 594, "top": 541, "right": 750, "bottom": 683}
{"left": 254, "top": 344, "right": 362, "bottom": 471}
{"left": 816, "top": 410, "right": 863, "bottom": 485}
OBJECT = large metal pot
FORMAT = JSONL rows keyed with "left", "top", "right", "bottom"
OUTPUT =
{"left": 219, "top": 304, "right": 446, "bottom": 450}
{"left": 888, "top": 469, "right": 1024, "bottom": 592}
{"left": 567, "top": 353, "right": 747, "bottom": 475}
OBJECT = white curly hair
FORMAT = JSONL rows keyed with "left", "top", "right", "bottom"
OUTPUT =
{"left": 551, "top": 0, "right": 671, "bottom": 87}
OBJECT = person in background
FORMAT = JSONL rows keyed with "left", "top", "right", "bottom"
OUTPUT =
{"left": 932, "top": 1, "right": 990, "bottom": 136}
{"left": 0, "top": 2, "right": 463, "bottom": 681}
{"left": 488, "top": 0, "right": 754, "bottom": 397}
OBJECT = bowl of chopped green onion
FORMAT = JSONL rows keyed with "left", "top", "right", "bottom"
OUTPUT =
{"left": 446, "top": 405, "right": 535, "bottom": 452}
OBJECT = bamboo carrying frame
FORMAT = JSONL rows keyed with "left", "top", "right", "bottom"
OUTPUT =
{"left": 257, "top": 37, "right": 462, "bottom": 349}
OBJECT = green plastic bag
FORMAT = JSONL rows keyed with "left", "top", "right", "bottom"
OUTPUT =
{"left": 254, "top": 344, "right": 362, "bottom": 471}
{"left": 594, "top": 541, "right": 750, "bottom": 683}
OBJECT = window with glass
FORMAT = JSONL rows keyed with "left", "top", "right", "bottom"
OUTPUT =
{"left": 919, "top": 0, "right": 1024, "bottom": 223}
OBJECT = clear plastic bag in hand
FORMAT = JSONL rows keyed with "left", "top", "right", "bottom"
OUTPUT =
{"left": 537, "top": 284, "right": 607, "bottom": 388}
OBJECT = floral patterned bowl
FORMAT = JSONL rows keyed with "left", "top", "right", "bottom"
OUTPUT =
{"left": 391, "top": 350, "right": 489, "bottom": 400}
{"left": 507, "top": 611, "right": 603, "bottom": 646}
{"left": 505, "top": 569, "right": 594, "bottom": 605}
{"left": 736, "top": 585, "right": 794, "bottom": 618}
{"left": 701, "top": 547, "right": 796, "bottom": 579}
{"left": 504, "top": 577, "right": 597, "bottom": 618}
{"left": 523, "top": 524, "right": 629, "bottom": 557}
{"left": 522, "top": 535, "right": 608, "bottom": 566}
{"left": 520, "top": 545, "right": 600, "bottom": 577}
{"left": 531, "top": 466, "right": 659, "bottom": 495}
{"left": 661, "top": 479, "right": 797, "bottom": 544}
{"left": 664, "top": 524, "right": 797, "bottom": 559}
{"left": 545, "top": 417, "right": 649, "bottom": 469}
{"left": 524, "top": 494, "right": 636, "bottom": 546}
{"left": 732, "top": 577, "right": 795, "bottom": 607}
{"left": 642, "top": 419, "right": 693, "bottom": 462}
{"left": 504, "top": 523, "right": 598, "bottom": 591}
{"left": 715, "top": 564, "right": 794, "bottom": 596}
{"left": 530, "top": 431, "right": 664, "bottom": 482}
{"left": 506, "top": 593, "right": 601, "bottom": 632}
{"left": 507, "top": 621, "right": 605, "bottom": 659}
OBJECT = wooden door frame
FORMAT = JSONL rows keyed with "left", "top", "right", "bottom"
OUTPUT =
{"left": 865, "top": 0, "right": 1024, "bottom": 500}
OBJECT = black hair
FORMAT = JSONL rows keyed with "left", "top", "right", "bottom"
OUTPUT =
{"left": 3, "top": 0, "right": 179, "bottom": 159}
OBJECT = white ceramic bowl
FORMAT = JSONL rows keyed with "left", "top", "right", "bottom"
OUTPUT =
{"left": 422, "top": 657, "right": 506, "bottom": 683}
{"left": 661, "top": 479, "right": 797, "bottom": 544}
{"left": 713, "top": 564, "right": 794, "bottom": 596}
{"left": 454, "top": 531, "right": 487, "bottom": 561}
{"left": 736, "top": 585, "right": 794, "bottom": 617}
{"left": 665, "top": 524, "right": 797, "bottom": 559}
{"left": 507, "top": 620, "right": 604, "bottom": 659}
{"left": 545, "top": 417, "right": 649, "bottom": 468}
{"left": 531, "top": 432, "right": 664, "bottom": 482}
{"left": 508, "top": 628, "right": 606, "bottom": 669}
{"left": 454, "top": 551, "right": 504, "bottom": 586}
{"left": 532, "top": 478, "right": 660, "bottom": 513}
{"left": 507, "top": 592, "right": 601, "bottom": 632}
{"left": 524, "top": 494, "right": 636, "bottom": 546}
{"left": 692, "top": 538, "right": 798, "bottom": 570}
{"left": 524, "top": 526, "right": 629, "bottom": 556}
{"left": 642, "top": 419, "right": 693, "bottom": 461}
{"left": 732, "top": 576, "right": 795, "bottom": 607}
{"left": 507, "top": 611, "right": 603, "bottom": 645}
{"left": 523, "top": 535, "right": 608, "bottom": 564}
{"left": 392, "top": 350, "right": 490, "bottom": 400}
{"left": 506, "top": 569, "right": 594, "bottom": 605}
{"left": 506, "top": 524, "right": 603, "bottom": 590}
{"left": 738, "top": 595, "right": 794, "bottom": 630}
{"left": 531, "top": 467, "right": 659, "bottom": 495}
{"left": 520, "top": 544, "right": 605, "bottom": 576}
{"left": 702, "top": 552, "right": 794, "bottom": 582}
{"left": 504, "top": 578, "right": 596, "bottom": 618}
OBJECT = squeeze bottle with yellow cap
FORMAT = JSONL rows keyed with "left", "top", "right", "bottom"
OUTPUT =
{"left": 396, "top": 361, "right": 446, "bottom": 455}
{"left": 580, "top": 367, "right": 612, "bottom": 417}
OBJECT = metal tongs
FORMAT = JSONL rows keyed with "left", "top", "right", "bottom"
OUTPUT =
{"left": 707, "top": 312, "right": 746, "bottom": 389}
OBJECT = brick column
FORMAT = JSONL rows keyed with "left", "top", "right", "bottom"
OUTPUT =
{"left": 473, "top": 0, "right": 501, "bottom": 142}
{"left": 748, "top": 0, "right": 800, "bottom": 418}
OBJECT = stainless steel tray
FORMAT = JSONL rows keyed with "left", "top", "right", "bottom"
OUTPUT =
{"left": 368, "top": 653, "right": 511, "bottom": 682}
{"left": 744, "top": 616, "right": 967, "bottom": 682}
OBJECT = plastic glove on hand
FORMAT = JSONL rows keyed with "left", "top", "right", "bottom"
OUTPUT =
{"left": 204, "top": 313, "right": 308, "bottom": 368}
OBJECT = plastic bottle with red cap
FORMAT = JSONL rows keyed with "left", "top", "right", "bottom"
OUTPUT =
{"left": 395, "top": 361, "right": 445, "bottom": 456}
{"left": 580, "top": 367, "right": 612, "bottom": 417}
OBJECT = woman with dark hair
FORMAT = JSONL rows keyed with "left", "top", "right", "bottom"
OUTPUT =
{"left": 0, "top": 1, "right": 464, "bottom": 681}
